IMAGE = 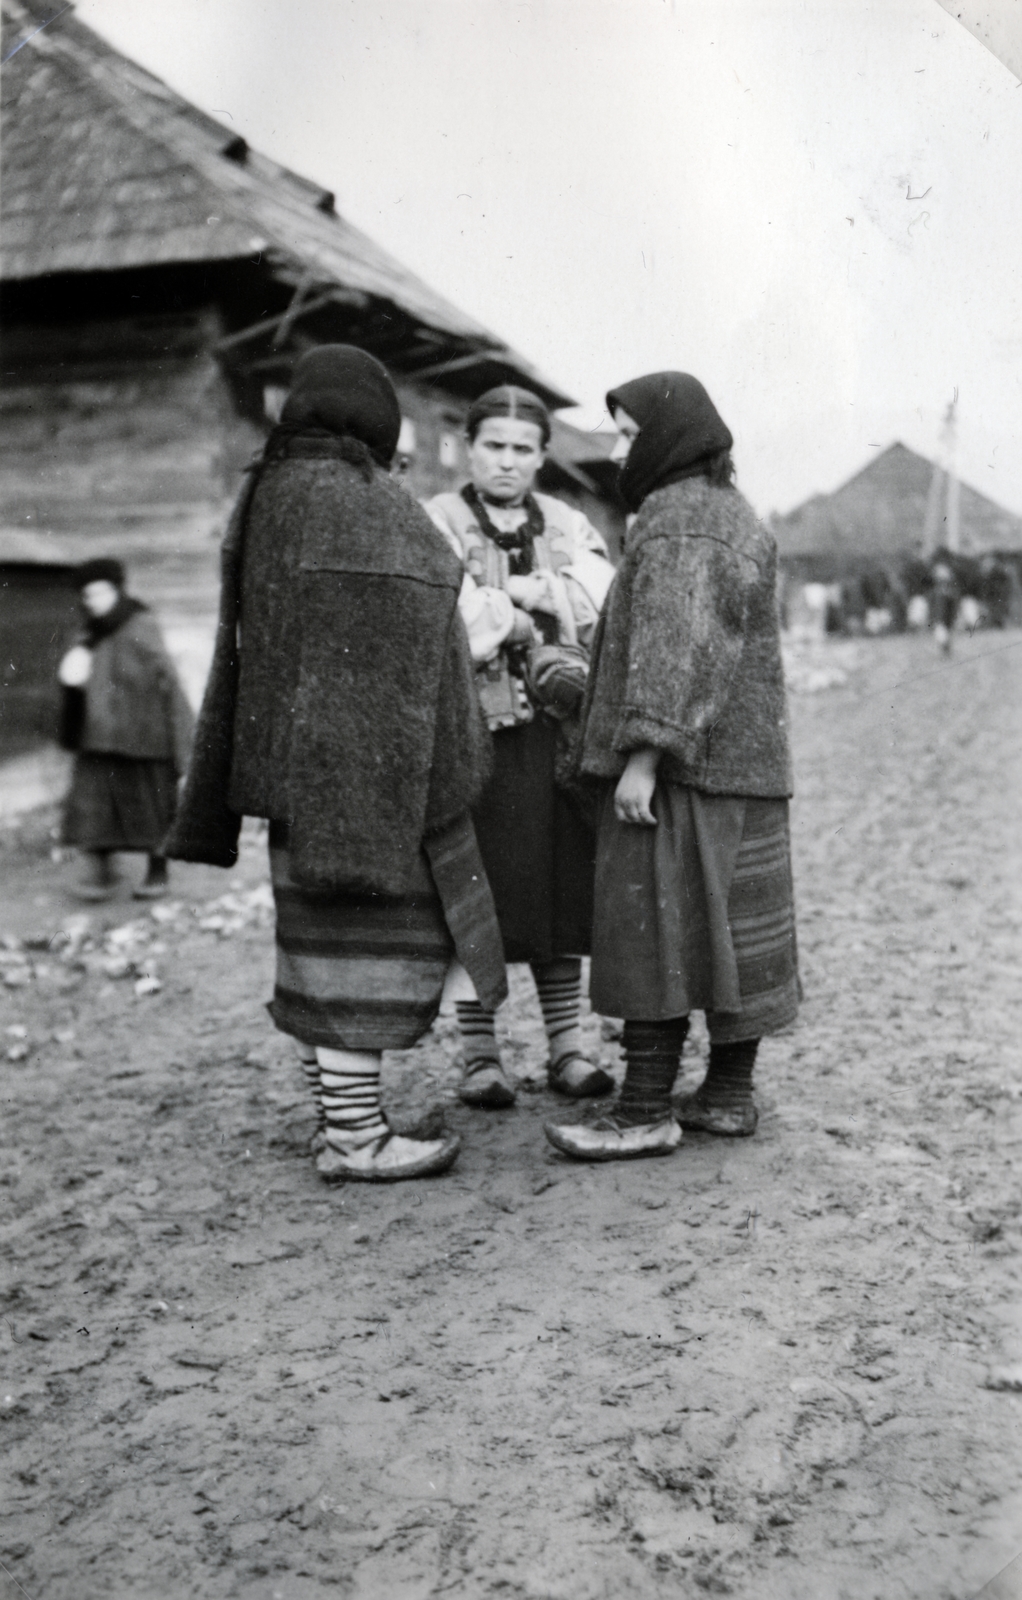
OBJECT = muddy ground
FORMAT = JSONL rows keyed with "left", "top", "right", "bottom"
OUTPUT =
{"left": 2, "top": 630, "right": 1021, "bottom": 1600}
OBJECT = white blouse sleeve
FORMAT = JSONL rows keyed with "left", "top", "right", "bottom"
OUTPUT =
{"left": 561, "top": 518, "right": 616, "bottom": 645}
{"left": 424, "top": 497, "right": 518, "bottom": 662}
{"left": 569, "top": 508, "right": 611, "bottom": 559}
{"left": 457, "top": 573, "right": 515, "bottom": 663}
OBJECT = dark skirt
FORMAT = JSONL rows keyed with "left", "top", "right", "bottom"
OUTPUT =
{"left": 590, "top": 783, "right": 799, "bottom": 1041}
{"left": 268, "top": 826, "right": 453, "bottom": 1052}
{"left": 471, "top": 715, "right": 595, "bottom": 966}
{"left": 62, "top": 754, "right": 177, "bottom": 853}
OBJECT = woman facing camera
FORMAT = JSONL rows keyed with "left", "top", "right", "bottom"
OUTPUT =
{"left": 426, "top": 386, "right": 616, "bottom": 1109}
{"left": 546, "top": 373, "right": 800, "bottom": 1163}
{"left": 58, "top": 558, "right": 194, "bottom": 902}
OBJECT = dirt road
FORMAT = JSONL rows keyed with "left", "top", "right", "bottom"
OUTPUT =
{"left": 2, "top": 630, "right": 1021, "bottom": 1600}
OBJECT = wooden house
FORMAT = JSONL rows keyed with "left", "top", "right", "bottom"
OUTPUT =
{"left": 0, "top": 0, "right": 622, "bottom": 753}
{"left": 0, "top": 531, "right": 79, "bottom": 756}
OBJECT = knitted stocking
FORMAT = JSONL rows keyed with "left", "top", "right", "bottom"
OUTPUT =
{"left": 701, "top": 1039, "right": 759, "bottom": 1110}
{"left": 618, "top": 1017, "right": 690, "bottom": 1126}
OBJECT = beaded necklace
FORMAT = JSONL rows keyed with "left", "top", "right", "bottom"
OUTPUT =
{"left": 461, "top": 484, "right": 545, "bottom": 576}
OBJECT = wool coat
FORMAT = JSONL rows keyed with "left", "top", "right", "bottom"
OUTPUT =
{"left": 167, "top": 439, "right": 493, "bottom": 899}
{"left": 75, "top": 605, "right": 194, "bottom": 773}
{"left": 579, "top": 478, "right": 793, "bottom": 798}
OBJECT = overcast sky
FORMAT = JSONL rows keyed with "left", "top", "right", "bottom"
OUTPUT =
{"left": 75, "top": 0, "right": 1022, "bottom": 518}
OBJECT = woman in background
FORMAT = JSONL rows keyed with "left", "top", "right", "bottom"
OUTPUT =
{"left": 426, "top": 386, "right": 616, "bottom": 1110}
{"left": 546, "top": 373, "right": 800, "bottom": 1163}
{"left": 59, "top": 558, "right": 193, "bottom": 901}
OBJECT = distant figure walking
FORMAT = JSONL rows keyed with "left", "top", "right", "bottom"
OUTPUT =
{"left": 546, "top": 373, "right": 800, "bottom": 1163}
{"left": 166, "top": 346, "right": 506, "bottom": 1183}
{"left": 929, "top": 558, "right": 960, "bottom": 655}
{"left": 58, "top": 558, "right": 193, "bottom": 901}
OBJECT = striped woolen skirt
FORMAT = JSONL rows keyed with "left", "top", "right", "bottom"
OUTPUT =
{"left": 590, "top": 784, "right": 799, "bottom": 1041}
{"left": 268, "top": 824, "right": 454, "bottom": 1053}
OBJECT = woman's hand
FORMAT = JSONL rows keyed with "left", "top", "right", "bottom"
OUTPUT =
{"left": 509, "top": 608, "right": 539, "bottom": 645}
{"left": 58, "top": 645, "right": 93, "bottom": 688}
{"left": 614, "top": 747, "right": 660, "bottom": 826}
{"left": 507, "top": 572, "right": 555, "bottom": 613}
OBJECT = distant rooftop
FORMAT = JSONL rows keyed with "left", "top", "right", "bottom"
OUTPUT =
{"left": 774, "top": 442, "right": 1022, "bottom": 562}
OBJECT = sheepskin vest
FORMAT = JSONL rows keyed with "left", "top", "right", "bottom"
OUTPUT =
{"left": 424, "top": 490, "right": 607, "bottom": 589}
{"left": 579, "top": 479, "right": 793, "bottom": 798}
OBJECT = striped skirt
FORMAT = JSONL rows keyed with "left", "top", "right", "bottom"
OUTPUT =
{"left": 589, "top": 784, "right": 799, "bottom": 1041}
{"left": 268, "top": 825, "right": 454, "bottom": 1053}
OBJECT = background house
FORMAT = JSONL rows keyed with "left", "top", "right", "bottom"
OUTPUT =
{"left": 0, "top": 531, "right": 78, "bottom": 756}
{"left": 0, "top": 0, "right": 622, "bottom": 757}
{"left": 772, "top": 441, "right": 1022, "bottom": 586}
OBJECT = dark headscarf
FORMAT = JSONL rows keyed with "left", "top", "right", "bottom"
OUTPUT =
{"left": 606, "top": 371, "right": 733, "bottom": 513}
{"left": 279, "top": 344, "right": 402, "bottom": 467}
{"left": 74, "top": 559, "right": 142, "bottom": 644}
{"left": 76, "top": 557, "right": 125, "bottom": 590}
{"left": 466, "top": 384, "right": 551, "bottom": 446}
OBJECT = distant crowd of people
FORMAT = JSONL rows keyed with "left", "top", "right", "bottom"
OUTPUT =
{"left": 59, "top": 349, "right": 802, "bottom": 1181}
{"left": 789, "top": 549, "right": 1020, "bottom": 646}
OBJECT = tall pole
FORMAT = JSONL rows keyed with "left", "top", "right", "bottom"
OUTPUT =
{"left": 922, "top": 463, "right": 945, "bottom": 555}
{"left": 941, "top": 394, "right": 960, "bottom": 553}
{"left": 923, "top": 393, "right": 958, "bottom": 555}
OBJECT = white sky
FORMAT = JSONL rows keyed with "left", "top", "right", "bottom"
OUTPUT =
{"left": 75, "top": 0, "right": 1022, "bottom": 518}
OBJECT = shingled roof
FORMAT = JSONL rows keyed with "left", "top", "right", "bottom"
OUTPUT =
{"left": 0, "top": 0, "right": 573, "bottom": 406}
{"left": 774, "top": 442, "right": 1022, "bottom": 563}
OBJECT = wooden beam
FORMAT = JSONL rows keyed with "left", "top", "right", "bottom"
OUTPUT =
{"left": 214, "top": 289, "right": 367, "bottom": 354}
{"left": 403, "top": 348, "right": 506, "bottom": 380}
{"left": 271, "top": 270, "right": 317, "bottom": 350}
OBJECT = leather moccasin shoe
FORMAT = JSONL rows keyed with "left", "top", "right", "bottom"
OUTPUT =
{"left": 316, "top": 1129, "right": 461, "bottom": 1183}
{"left": 544, "top": 1110, "right": 682, "bottom": 1163}
{"left": 133, "top": 881, "right": 169, "bottom": 901}
{"left": 673, "top": 1090, "right": 758, "bottom": 1137}
{"left": 458, "top": 1060, "right": 516, "bottom": 1109}
{"left": 547, "top": 1053, "right": 614, "bottom": 1099}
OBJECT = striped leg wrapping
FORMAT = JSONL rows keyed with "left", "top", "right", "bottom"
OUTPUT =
{"left": 296, "top": 1041, "right": 322, "bottom": 1111}
{"left": 317, "top": 1047, "right": 387, "bottom": 1148}
{"left": 532, "top": 957, "right": 583, "bottom": 1066}
{"left": 455, "top": 1000, "right": 499, "bottom": 1066}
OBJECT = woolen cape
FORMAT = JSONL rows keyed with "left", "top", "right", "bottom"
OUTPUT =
{"left": 72, "top": 602, "right": 194, "bottom": 771}
{"left": 166, "top": 437, "right": 506, "bottom": 1007}
{"left": 578, "top": 478, "right": 793, "bottom": 798}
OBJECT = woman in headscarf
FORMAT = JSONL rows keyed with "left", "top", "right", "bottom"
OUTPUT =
{"left": 425, "top": 386, "right": 616, "bottom": 1110}
{"left": 59, "top": 558, "right": 194, "bottom": 901}
{"left": 545, "top": 373, "right": 800, "bottom": 1162}
{"left": 167, "top": 346, "right": 507, "bottom": 1183}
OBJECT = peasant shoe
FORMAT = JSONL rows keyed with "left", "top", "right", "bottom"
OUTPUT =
{"left": 544, "top": 1107, "right": 682, "bottom": 1163}
{"left": 316, "top": 1127, "right": 461, "bottom": 1183}
{"left": 546, "top": 1052, "right": 614, "bottom": 1099}
{"left": 457, "top": 1058, "right": 517, "bottom": 1109}
{"left": 673, "top": 1088, "right": 758, "bottom": 1137}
